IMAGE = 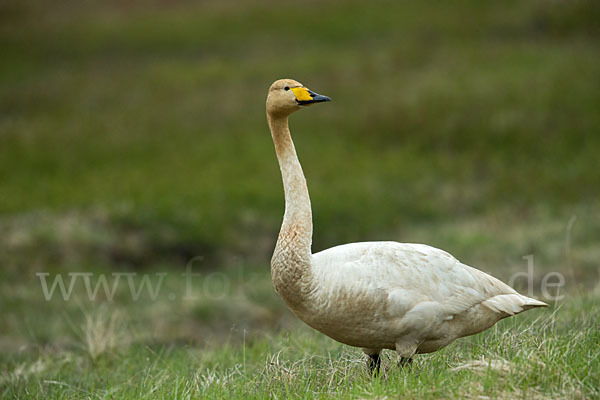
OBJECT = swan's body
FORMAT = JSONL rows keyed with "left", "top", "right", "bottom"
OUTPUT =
{"left": 266, "top": 79, "right": 547, "bottom": 369}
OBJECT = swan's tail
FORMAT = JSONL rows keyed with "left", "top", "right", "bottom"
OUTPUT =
{"left": 482, "top": 293, "right": 548, "bottom": 316}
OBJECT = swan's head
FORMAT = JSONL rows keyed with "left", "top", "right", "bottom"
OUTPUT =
{"left": 266, "top": 79, "right": 331, "bottom": 117}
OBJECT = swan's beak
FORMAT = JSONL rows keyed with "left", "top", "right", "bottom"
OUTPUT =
{"left": 292, "top": 87, "right": 331, "bottom": 106}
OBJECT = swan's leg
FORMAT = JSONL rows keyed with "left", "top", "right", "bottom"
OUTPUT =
{"left": 395, "top": 341, "right": 417, "bottom": 370}
{"left": 398, "top": 356, "right": 413, "bottom": 368}
{"left": 363, "top": 348, "right": 381, "bottom": 375}
{"left": 368, "top": 353, "right": 381, "bottom": 374}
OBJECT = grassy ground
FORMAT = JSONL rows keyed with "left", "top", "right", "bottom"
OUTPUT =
{"left": 1, "top": 0, "right": 599, "bottom": 398}
{"left": 1, "top": 286, "right": 598, "bottom": 398}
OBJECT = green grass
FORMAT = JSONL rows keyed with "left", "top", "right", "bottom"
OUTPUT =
{"left": 1, "top": 292, "right": 598, "bottom": 399}
{"left": 1, "top": 256, "right": 598, "bottom": 398}
{"left": 1, "top": 0, "right": 599, "bottom": 398}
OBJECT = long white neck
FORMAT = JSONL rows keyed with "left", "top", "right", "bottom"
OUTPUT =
{"left": 267, "top": 113, "right": 313, "bottom": 307}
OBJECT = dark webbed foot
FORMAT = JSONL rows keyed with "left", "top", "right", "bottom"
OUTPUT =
{"left": 368, "top": 353, "right": 381, "bottom": 375}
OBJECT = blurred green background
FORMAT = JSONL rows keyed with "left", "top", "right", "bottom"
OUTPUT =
{"left": 1, "top": 0, "right": 599, "bottom": 358}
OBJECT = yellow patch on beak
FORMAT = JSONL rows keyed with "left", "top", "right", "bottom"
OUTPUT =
{"left": 291, "top": 87, "right": 313, "bottom": 102}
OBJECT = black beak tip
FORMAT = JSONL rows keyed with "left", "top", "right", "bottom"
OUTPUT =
{"left": 312, "top": 94, "right": 331, "bottom": 103}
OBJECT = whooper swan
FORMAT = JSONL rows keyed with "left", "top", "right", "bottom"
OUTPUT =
{"left": 266, "top": 78, "right": 547, "bottom": 373}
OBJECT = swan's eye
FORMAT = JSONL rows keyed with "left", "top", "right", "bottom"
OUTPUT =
{"left": 284, "top": 86, "right": 290, "bottom": 91}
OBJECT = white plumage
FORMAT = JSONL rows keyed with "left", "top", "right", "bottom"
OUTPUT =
{"left": 265, "top": 79, "right": 547, "bottom": 370}
{"left": 309, "top": 242, "right": 546, "bottom": 354}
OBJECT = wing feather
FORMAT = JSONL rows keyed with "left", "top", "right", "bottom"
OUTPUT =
{"left": 312, "top": 241, "right": 523, "bottom": 319}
